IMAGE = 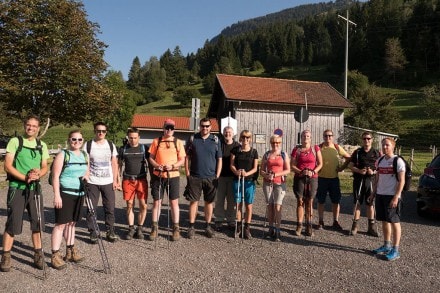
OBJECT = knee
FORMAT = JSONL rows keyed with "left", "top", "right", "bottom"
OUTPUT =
{"left": 297, "top": 199, "right": 304, "bottom": 207}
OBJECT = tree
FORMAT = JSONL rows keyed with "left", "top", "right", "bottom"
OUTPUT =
{"left": 422, "top": 83, "right": 440, "bottom": 123}
{"left": 264, "top": 54, "right": 282, "bottom": 75}
{"left": 173, "top": 86, "right": 201, "bottom": 107}
{"left": 384, "top": 37, "right": 408, "bottom": 84}
{"left": 127, "top": 56, "right": 142, "bottom": 90}
{"left": 0, "top": 0, "right": 111, "bottom": 127}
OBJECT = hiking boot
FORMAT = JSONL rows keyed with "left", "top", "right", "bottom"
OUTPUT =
{"left": 34, "top": 250, "right": 44, "bottom": 270}
{"left": 265, "top": 227, "right": 274, "bottom": 239}
{"left": 235, "top": 223, "right": 242, "bottom": 239}
{"left": 350, "top": 221, "right": 358, "bottom": 236}
{"left": 214, "top": 222, "right": 223, "bottom": 232}
{"left": 384, "top": 248, "right": 400, "bottom": 261}
{"left": 273, "top": 229, "right": 281, "bottom": 242}
{"left": 244, "top": 224, "right": 252, "bottom": 239}
{"left": 126, "top": 227, "right": 135, "bottom": 240}
{"left": 367, "top": 221, "right": 379, "bottom": 237}
{"left": 0, "top": 252, "right": 11, "bottom": 272}
{"left": 149, "top": 225, "right": 158, "bottom": 241}
{"left": 171, "top": 225, "right": 180, "bottom": 241}
{"left": 51, "top": 250, "right": 67, "bottom": 270}
{"left": 187, "top": 226, "right": 195, "bottom": 239}
{"left": 305, "top": 224, "right": 314, "bottom": 237}
{"left": 372, "top": 245, "right": 392, "bottom": 255}
{"left": 205, "top": 225, "right": 215, "bottom": 238}
{"left": 316, "top": 220, "right": 324, "bottom": 230}
{"left": 227, "top": 222, "right": 236, "bottom": 231}
{"left": 294, "top": 225, "right": 302, "bottom": 236}
{"left": 134, "top": 226, "right": 143, "bottom": 239}
{"left": 106, "top": 227, "right": 119, "bottom": 242}
{"left": 332, "top": 220, "right": 343, "bottom": 231}
{"left": 89, "top": 230, "right": 98, "bottom": 244}
{"left": 65, "top": 246, "right": 84, "bottom": 263}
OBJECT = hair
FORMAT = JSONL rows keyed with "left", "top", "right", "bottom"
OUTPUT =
{"left": 239, "top": 130, "right": 252, "bottom": 142}
{"left": 323, "top": 129, "right": 333, "bottom": 135}
{"left": 93, "top": 121, "right": 108, "bottom": 130}
{"left": 127, "top": 127, "right": 139, "bottom": 135}
{"left": 362, "top": 131, "right": 373, "bottom": 138}
{"left": 381, "top": 137, "right": 396, "bottom": 148}
{"left": 270, "top": 134, "right": 282, "bottom": 143}
{"left": 199, "top": 117, "right": 211, "bottom": 125}
{"left": 68, "top": 129, "right": 82, "bottom": 138}
{"left": 24, "top": 114, "right": 41, "bottom": 126}
{"left": 301, "top": 129, "right": 311, "bottom": 137}
{"left": 223, "top": 126, "right": 234, "bottom": 135}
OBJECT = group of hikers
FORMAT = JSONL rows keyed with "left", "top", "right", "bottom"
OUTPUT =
{"left": 0, "top": 114, "right": 406, "bottom": 273}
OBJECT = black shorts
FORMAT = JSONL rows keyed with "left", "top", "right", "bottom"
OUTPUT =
{"left": 54, "top": 191, "right": 85, "bottom": 224}
{"left": 293, "top": 176, "right": 318, "bottom": 199}
{"left": 150, "top": 174, "right": 180, "bottom": 201}
{"left": 375, "top": 194, "right": 402, "bottom": 223}
{"left": 185, "top": 176, "right": 217, "bottom": 203}
{"left": 353, "top": 176, "right": 374, "bottom": 205}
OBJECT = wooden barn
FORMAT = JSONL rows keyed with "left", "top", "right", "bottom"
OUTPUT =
{"left": 208, "top": 74, "right": 353, "bottom": 156}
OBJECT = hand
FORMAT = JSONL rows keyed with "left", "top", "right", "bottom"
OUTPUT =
{"left": 113, "top": 182, "right": 121, "bottom": 191}
{"left": 359, "top": 168, "right": 367, "bottom": 175}
{"left": 213, "top": 177, "right": 219, "bottom": 188}
{"left": 53, "top": 195, "right": 62, "bottom": 209}
{"left": 367, "top": 194, "right": 375, "bottom": 205}
{"left": 389, "top": 196, "right": 399, "bottom": 208}
{"left": 366, "top": 168, "right": 374, "bottom": 176}
{"left": 240, "top": 169, "right": 247, "bottom": 177}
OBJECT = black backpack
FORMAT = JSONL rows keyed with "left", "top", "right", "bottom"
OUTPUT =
{"left": 48, "top": 149, "right": 88, "bottom": 186}
{"left": 378, "top": 155, "right": 412, "bottom": 191}
{"left": 6, "top": 136, "right": 43, "bottom": 181}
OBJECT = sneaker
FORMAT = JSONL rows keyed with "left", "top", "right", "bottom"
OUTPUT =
{"left": 149, "top": 225, "right": 158, "bottom": 241}
{"left": 294, "top": 225, "right": 302, "bottom": 236}
{"left": 244, "top": 225, "right": 252, "bottom": 239}
{"left": 106, "top": 227, "right": 119, "bottom": 242}
{"left": 316, "top": 221, "right": 324, "bottom": 230}
{"left": 171, "top": 225, "right": 180, "bottom": 241}
{"left": 187, "top": 226, "right": 195, "bottom": 239}
{"left": 332, "top": 221, "right": 343, "bottom": 231}
{"left": 89, "top": 231, "right": 98, "bottom": 244}
{"left": 33, "top": 250, "right": 44, "bottom": 270}
{"left": 126, "top": 227, "right": 135, "bottom": 240}
{"left": 384, "top": 248, "right": 400, "bottom": 261}
{"left": 134, "top": 226, "right": 143, "bottom": 239}
{"left": 367, "top": 222, "right": 379, "bottom": 237}
{"left": 0, "top": 252, "right": 11, "bottom": 272}
{"left": 372, "top": 245, "right": 392, "bottom": 255}
{"left": 214, "top": 222, "right": 223, "bottom": 232}
{"left": 51, "top": 251, "right": 67, "bottom": 270}
{"left": 64, "top": 246, "right": 84, "bottom": 263}
{"left": 350, "top": 221, "right": 358, "bottom": 236}
{"left": 205, "top": 225, "right": 215, "bottom": 238}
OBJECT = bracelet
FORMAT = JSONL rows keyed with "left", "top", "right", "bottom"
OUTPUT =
{"left": 172, "top": 164, "right": 175, "bottom": 170}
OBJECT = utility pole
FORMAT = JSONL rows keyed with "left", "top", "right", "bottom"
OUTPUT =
{"left": 338, "top": 1, "right": 357, "bottom": 99}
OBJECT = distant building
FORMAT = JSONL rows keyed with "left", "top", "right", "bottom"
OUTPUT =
{"left": 208, "top": 74, "right": 353, "bottom": 156}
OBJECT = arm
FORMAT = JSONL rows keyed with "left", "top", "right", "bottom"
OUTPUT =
{"left": 52, "top": 151, "right": 65, "bottom": 208}
{"left": 216, "top": 158, "right": 222, "bottom": 178}
{"left": 184, "top": 156, "right": 190, "bottom": 177}
{"left": 337, "top": 152, "right": 352, "bottom": 172}
{"left": 230, "top": 153, "right": 241, "bottom": 177}
{"left": 111, "top": 152, "right": 120, "bottom": 190}
{"left": 391, "top": 170, "right": 405, "bottom": 208}
{"left": 313, "top": 150, "right": 323, "bottom": 175}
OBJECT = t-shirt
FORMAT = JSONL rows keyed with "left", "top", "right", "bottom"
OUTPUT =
{"left": 291, "top": 145, "right": 320, "bottom": 178}
{"left": 376, "top": 155, "right": 405, "bottom": 197}
{"left": 121, "top": 144, "right": 147, "bottom": 177}
{"left": 83, "top": 139, "right": 118, "bottom": 185}
{"left": 6, "top": 136, "right": 50, "bottom": 190}
{"left": 220, "top": 141, "right": 240, "bottom": 177}
{"left": 351, "top": 147, "right": 380, "bottom": 180}
{"left": 59, "top": 150, "right": 88, "bottom": 195}
{"left": 319, "top": 143, "right": 348, "bottom": 178}
{"left": 231, "top": 147, "right": 258, "bottom": 181}
{"left": 148, "top": 137, "right": 185, "bottom": 178}
{"left": 186, "top": 133, "right": 222, "bottom": 179}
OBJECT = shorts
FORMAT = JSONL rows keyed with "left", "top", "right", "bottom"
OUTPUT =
{"left": 352, "top": 176, "right": 374, "bottom": 205}
{"left": 316, "top": 177, "right": 342, "bottom": 204}
{"left": 4, "top": 187, "right": 45, "bottom": 236}
{"left": 185, "top": 176, "right": 217, "bottom": 203}
{"left": 263, "top": 181, "right": 286, "bottom": 205}
{"left": 122, "top": 178, "right": 148, "bottom": 201}
{"left": 150, "top": 174, "right": 180, "bottom": 201}
{"left": 375, "top": 194, "right": 401, "bottom": 223}
{"left": 293, "top": 176, "right": 318, "bottom": 199}
{"left": 55, "top": 191, "right": 84, "bottom": 224}
{"left": 233, "top": 180, "right": 256, "bottom": 204}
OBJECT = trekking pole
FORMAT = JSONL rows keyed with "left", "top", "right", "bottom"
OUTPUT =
{"left": 241, "top": 171, "right": 245, "bottom": 243}
{"left": 83, "top": 180, "right": 111, "bottom": 274}
{"left": 156, "top": 171, "right": 163, "bottom": 249}
{"left": 166, "top": 171, "right": 171, "bottom": 248}
{"left": 34, "top": 181, "right": 47, "bottom": 279}
{"left": 234, "top": 173, "right": 240, "bottom": 239}
{"left": 305, "top": 174, "right": 312, "bottom": 238}
{"left": 369, "top": 178, "right": 379, "bottom": 236}
{"left": 261, "top": 173, "right": 273, "bottom": 242}
{"left": 350, "top": 176, "right": 364, "bottom": 236}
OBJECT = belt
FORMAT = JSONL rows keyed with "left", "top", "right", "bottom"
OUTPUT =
{"left": 123, "top": 174, "right": 146, "bottom": 180}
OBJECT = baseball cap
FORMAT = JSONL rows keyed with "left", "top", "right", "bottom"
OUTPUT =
{"left": 164, "top": 118, "right": 175, "bottom": 126}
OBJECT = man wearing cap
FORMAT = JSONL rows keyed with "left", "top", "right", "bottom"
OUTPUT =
{"left": 148, "top": 119, "right": 186, "bottom": 241}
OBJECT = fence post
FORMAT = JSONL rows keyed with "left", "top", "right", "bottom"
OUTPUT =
{"left": 433, "top": 145, "right": 436, "bottom": 159}
{"left": 410, "top": 148, "right": 414, "bottom": 170}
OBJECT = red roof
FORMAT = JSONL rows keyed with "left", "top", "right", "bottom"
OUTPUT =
{"left": 215, "top": 74, "right": 352, "bottom": 108}
{"left": 131, "top": 114, "right": 219, "bottom": 131}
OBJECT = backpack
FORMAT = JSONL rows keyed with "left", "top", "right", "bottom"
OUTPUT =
{"left": 354, "top": 147, "right": 380, "bottom": 168}
{"left": 86, "top": 139, "right": 114, "bottom": 155}
{"left": 48, "top": 149, "right": 88, "bottom": 186}
{"left": 294, "top": 145, "right": 318, "bottom": 166}
{"left": 263, "top": 150, "right": 287, "bottom": 181}
{"left": 378, "top": 155, "right": 412, "bottom": 191}
{"left": 7, "top": 136, "right": 43, "bottom": 181}
{"left": 185, "top": 133, "right": 219, "bottom": 155}
{"left": 120, "top": 143, "right": 148, "bottom": 175}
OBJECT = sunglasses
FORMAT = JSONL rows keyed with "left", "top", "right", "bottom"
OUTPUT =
{"left": 241, "top": 136, "right": 251, "bottom": 139}
{"left": 164, "top": 125, "right": 175, "bottom": 130}
{"left": 200, "top": 125, "right": 211, "bottom": 128}
{"left": 324, "top": 134, "right": 333, "bottom": 137}
{"left": 95, "top": 129, "right": 107, "bottom": 134}
{"left": 271, "top": 141, "right": 281, "bottom": 144}
{"left": 70, "top": 138, "right": 83, "bottom": 142}
{"left": 363, "top": 137, "right": 372, "bottom": 140}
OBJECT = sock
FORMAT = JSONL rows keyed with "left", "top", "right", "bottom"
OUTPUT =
{"left": 368, "top": 219, "right": 375, "bottom": 224}
{"left": 384, "top": 240, "right": 392, "bottom": 248}
{"left": 206, "top": 222, "right": 211, "bottom": 228}
{"left": 67, "top": 245, "right": 73, "bottom": 249}
{"left": 52, "top": 250, "right": 59, "bottom": 254}
{"left": 189, "top": 223, "right": 195, "bottom": 228}
{"left": 393, "top": 246, "right": 399, "bottom": 252}
{"left": 34, "top": 248, "right": 42, "bottom": 253}
{"left": 129, "top": 225, "right": 134, "bottom": 228}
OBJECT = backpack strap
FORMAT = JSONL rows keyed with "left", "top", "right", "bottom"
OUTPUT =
{"left": 86, "top": 140, "right": 114, "bottom": 155}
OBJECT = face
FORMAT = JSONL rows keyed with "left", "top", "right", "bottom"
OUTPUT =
{"left": 24, "top": 118, "right": 40, "bottom": 138}
{"left": 301, "top": 131, "right": 311, "bottom": 145}
{"left": 223, "top": 128, "right": 233, "bottom": 140}
{"left": 382, "top": 139, "right": 395, "bottom": 155}
{"left": 199, "top": 122, "right": 211, "bottom": 135}
{"left": 323, "top": 131, "right": 333, "bottom": 143}
{"left": 362, "top": 134, "right": 373, "bottom": 147}
{"left": 240, "top": 133, "right": 252, "bottom": 145}
{"left": 127, "top": 132, "right": 140, "bottom": 146}
{"left": 271, "top": 139, "right": 282, "bottom": 151}
{"left": 94, "top": 125, "right": 107, "bottom": 139}
{"left": 69, "top": 133, "right": 83, "bottom": 150}
{"left": 163, "top": 124, "right": 175, "bottom": 138}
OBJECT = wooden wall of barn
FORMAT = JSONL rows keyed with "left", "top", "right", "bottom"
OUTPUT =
{"left": 232, "top": 102, "right": 345, "bottom": 157}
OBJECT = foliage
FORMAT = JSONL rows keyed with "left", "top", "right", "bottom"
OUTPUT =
{"left": 173, "top": 86, "right": 201, "bottom": 107}
{"left": 384, "top": 37, "right": 408, "bottom": 84}
{"left": 0, "top": 0, "right": 111, "bottom": 127}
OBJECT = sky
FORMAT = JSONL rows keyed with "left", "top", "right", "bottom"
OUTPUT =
{"left": 82, "top": 0, "right": 337, "bottom": 79}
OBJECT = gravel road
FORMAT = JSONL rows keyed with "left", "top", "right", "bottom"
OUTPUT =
{"left": 1, "top": 179, "right": 439, "bottom": 292}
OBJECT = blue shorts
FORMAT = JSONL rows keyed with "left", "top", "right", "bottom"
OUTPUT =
{"left": 233, "top": 180, "right": 256, "bottom": 204}
{"left": 316, "top": 177, "right": 342, "bottom": 204}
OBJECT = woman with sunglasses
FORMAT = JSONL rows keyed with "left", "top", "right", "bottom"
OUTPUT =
{"left": 230, "top": 130, "right": 259, "bottom": 239}
{"left": 50, "top": 130, "right": 89, "bottom": 270}
{"left": 260, "top": 135, "right": 290, "bottom": 241}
